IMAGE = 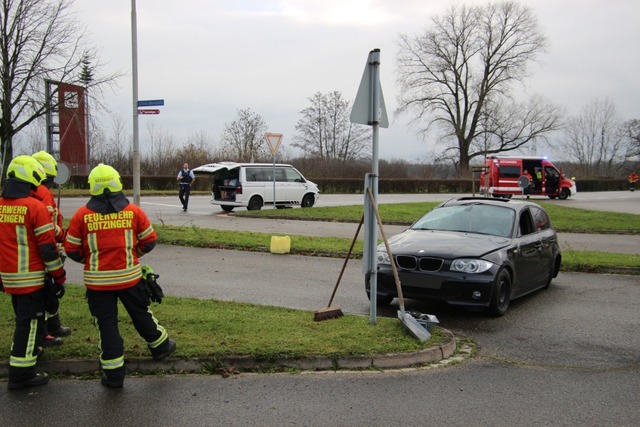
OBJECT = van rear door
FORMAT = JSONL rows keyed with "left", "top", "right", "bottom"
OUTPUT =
{"left": 192, "top": 162, "right": 241, "bottom": 175}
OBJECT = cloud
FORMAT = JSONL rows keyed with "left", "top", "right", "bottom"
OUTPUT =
{"left": 74, "top": 0, "right": 640, "bottom": 162}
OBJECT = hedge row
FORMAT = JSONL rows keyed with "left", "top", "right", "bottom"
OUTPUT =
{"left": 65, "top": 175, "right": 633, "bottom": 194}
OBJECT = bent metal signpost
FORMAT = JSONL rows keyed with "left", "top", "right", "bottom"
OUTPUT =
{"left": 350, "top": 49, "right": 389, "bottom": 326}
{"left": 265, "top": 133, "right": 284, "bottom": 209}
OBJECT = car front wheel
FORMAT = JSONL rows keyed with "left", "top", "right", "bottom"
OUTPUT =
{"left": 486, "top": 268, "right": 511, "bottom": 317}
{"left": 558, "top": 188, "right": 570, "bottom": 200}
{"left": 366, "top": 291, "right": 394, "bottom": 306}
{"left": 301, "top": 194, "right": 315, "bottom": 208}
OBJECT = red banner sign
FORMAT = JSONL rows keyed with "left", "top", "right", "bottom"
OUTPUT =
{"left": 58, "top": 83, "right": 87, "bottom": 172}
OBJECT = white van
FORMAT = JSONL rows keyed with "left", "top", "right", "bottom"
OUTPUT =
{"left": 192, "top": 162, "right": 320, "bottom": 211}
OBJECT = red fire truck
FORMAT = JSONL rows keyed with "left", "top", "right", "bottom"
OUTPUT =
{"left": 480, "top": 156, "right": 577, "bottom": 200}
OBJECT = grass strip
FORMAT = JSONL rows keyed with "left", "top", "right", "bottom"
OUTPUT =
{"left": 0, "top": 285, "right": 442, "bottom": 361}
{"left": 236, "top": 201, "right": 640, "bottom": 234}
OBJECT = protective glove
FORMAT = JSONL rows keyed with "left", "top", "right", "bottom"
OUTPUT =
{"left": 46, "top": 271, "right": 66, "bottom": 299}
{"left": 53, "top": 269, "right": 66, "bottom": 286}
{"left": 141, "top": 265, "right": 164, "bottom": 304}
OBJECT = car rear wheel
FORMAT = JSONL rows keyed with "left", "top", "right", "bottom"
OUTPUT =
{"left": 247, "top": 196, "right": 263, "bottom": 211}
{"left": 486, "top": 268, "right": 511, "bottom": 317}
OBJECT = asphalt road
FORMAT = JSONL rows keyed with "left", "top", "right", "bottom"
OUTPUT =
{"left": 57, "top": 191, "right": 640, "bottom": 254}
{"left": 1, "top": 192, "right": 637, "bottom": 426}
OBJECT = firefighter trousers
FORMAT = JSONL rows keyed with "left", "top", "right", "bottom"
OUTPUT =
{"left": 9, "top": 289, "right": 46, "bottom": 381}
{"left": 86, "top": 281, "right": 170, "bottom": 380}
{"left": 44, "top": 295, "right": 62, "bottom": 334}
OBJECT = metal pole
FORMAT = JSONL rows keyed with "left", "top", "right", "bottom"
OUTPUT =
{"left": 45, "top": 81, "right": 53, "bottom": 154}
{"left": 131, "top": 0, "right": 141, "bottom": 206}
{"left": 365, "top": 49, "right": 381, "bottom": 325}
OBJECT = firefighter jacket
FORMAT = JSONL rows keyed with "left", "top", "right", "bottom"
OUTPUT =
{"left": 32, "top": 184, "right": 64, "bottom": 243}
{"left": 0, "top": 187, "right": 65, "bottom": 295}
{"left": 64, "top": 193, "right": 157, "bottom": 291}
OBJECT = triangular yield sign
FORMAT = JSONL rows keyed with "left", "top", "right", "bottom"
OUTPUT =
{"left": 265, "top": 133, "right": 283, "bottom": 154}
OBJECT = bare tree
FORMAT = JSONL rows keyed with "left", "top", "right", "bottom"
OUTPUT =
{"left": 220, "top": 108, "right": 268, "bottom": 162}
{"left": 0, "top": 0, "right": 101, "bottom": 180}
{"left": 176, "top": 130, "right": 218, "bottom": 167}
{"left": 563, "top": 98, "right": 629, "bottom": 177}
{"left": 623, "top": 119, "right": 640, "bottom": 159}
{"left": 395, "top": 1, "right": 562, "bottom": 175}
{"left": 93, "top": 113, "right": 131, "bottom": 173}
{"left": 293, "top": 91, "right": 370, "bottom": 162}
{"left": 143, "top": 122, "right": 175, "bottom": 175}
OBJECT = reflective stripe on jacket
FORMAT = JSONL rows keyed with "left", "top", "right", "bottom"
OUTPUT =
{"left": 0, "top": 195, "right": 64, "bottom": 294}
{"left": 64, "top": 203, "right": 157, "bottom": 291}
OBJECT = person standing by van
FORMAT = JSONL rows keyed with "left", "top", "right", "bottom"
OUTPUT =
{"left": 177, "top": 163, "right": 195, "bottom": 211}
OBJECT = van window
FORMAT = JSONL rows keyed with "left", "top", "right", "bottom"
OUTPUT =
{"left": 498, "top": 166, "right": 521, "bottom": 178}
{"left": 274, "top": 168, "right": 287, "bottom": 182}
{"left": 245, "top": 168, "right": 268, "bottom": 182}
{"left": 284, "top": 168, "right": 304, "bottom": 183}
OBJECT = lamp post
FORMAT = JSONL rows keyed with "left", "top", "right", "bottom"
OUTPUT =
{"left": 131, "top": 0, "right": 140, "bottom": 206}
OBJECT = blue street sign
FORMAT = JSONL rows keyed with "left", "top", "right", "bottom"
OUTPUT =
{"left": 137, "top": 99, "right": 164, "bottom": 107}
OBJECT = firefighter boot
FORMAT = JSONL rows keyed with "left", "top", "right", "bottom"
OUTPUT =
{"left": 50, "top": 326, "right": 72, "bottom": 337}
{"left": 42, "top": 334, "right": 64, "bottom": 347}
{"left": 8, "top": 373, "right": 49, "bottom": 390}
{"left": 101, "top": 367, "right": 125, "bottom": 389}
{"left": 152, "top": 338, "right": 177, "bottom": 361}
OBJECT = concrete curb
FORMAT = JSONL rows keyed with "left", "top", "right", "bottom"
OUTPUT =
{"left": 0, "top": 329, "right": 457, "bottom": 377}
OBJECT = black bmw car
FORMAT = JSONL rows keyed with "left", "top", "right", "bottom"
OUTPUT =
{"left": 366, "top": 197, "right": 562, "bottom": 316}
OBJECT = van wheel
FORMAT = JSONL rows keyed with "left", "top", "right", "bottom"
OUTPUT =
{"left": 247, "top": 196, "right": 263, "bottom": 211}
{"left": 301, "top": 194, "right": 315, "bottom": 208}
{"left": 558, "top": 188, "right": 570, "bottom": 200}
{"left": 221, "top": 205, "right": 234, "bottom": 212}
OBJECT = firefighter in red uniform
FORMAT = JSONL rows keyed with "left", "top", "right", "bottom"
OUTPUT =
{"left": 64, "top": 163, "right": 176, "bottom": 388}
{"left": 629, "top": 172, "right": 639, "bottom": 191}
{"left": 0, "top": 155, "right": 66, "bottom": 390}
{"left": 32, "top": 150, "right": 71, "bottom": 346}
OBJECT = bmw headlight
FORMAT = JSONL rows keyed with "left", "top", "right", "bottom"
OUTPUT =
{"left": 376, "top": 250, "right": 391, "bottom": 265}
{"left": 450, "top": 259, "right": 493, "bottom": 273}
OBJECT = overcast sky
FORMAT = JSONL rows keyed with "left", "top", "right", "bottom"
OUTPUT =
{"left": 74, "top": 0, "right": 640, "bottom": 162}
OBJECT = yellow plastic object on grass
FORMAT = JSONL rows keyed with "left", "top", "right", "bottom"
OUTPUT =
{"left": 270, "top": 235, "right": 291, "bottom": 254}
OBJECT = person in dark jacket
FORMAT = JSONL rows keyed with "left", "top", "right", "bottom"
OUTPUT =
{"left": 176, "top": 162, "right": 195, "bottom": 211}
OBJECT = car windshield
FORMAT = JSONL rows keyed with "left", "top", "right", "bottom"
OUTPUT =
{"left": 410, "top": 203, "right": 515, "bottom": 237}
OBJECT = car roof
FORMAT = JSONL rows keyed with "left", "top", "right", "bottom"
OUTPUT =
{"left": 192, "top": 162, "right": 294, "bottom": 174}
{"left": 439, "top": 197, "right": 538, "bottom": 211}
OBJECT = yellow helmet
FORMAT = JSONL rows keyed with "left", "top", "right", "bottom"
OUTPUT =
{"left": 6, "top": 155, "right": 47, "bottom": 186}
{"left": 88, "top": 163, "right": 123, "bottom": 195}
{"left": 32, "top": 150, "right": 58, "bottom": 177}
